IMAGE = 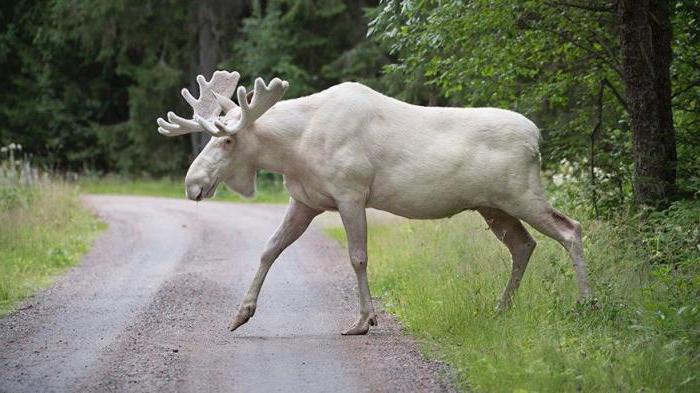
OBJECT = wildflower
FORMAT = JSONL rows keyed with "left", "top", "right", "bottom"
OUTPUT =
{"left": 553, "top": 174, "right": 565, "bottom": 186}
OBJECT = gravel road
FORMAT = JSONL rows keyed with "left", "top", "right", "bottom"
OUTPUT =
{"left": 0, "top": 195, "right": 454, "bottom": 393}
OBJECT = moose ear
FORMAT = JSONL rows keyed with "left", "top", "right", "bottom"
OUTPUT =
{"left": 246, "top": 89, "right": 254, "bottom": 104}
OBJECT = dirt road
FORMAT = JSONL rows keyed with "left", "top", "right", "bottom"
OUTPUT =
{"left": 0, "top": 196, "right": 453, "bottom": 392}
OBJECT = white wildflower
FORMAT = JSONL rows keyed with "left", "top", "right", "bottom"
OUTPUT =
{"left": 553, "top": 174, "right": 565, "bottom": 186}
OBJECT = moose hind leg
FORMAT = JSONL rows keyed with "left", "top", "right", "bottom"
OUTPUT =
{"left": 478, "top": 207, "right": 537, "bottom": 311}
{"left": 508, "top": 200, "right": 592, "bottom": 300}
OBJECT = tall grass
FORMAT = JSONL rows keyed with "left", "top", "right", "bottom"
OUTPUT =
{"left": 77, "top": 175, "right": 289, "bottom": 203}
{"left": 327, "top": 207, "right": 699, "bottom": 391}
{"left": 0, "top": 146, "right": 104, "bottom": 314}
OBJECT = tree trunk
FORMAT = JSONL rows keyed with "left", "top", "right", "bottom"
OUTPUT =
{"left": 189, "top": 0, "right": 219, "bottom": 155}
{"left": 617, "top": 0, "right": 676, "bottom": 206}
{"left": 649, "top": 0, "right": 676, "bottom": 196}
{"left": 188, "top": 0, "right": 246, "bottom": 155}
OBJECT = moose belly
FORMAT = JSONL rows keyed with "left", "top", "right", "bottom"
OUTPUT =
{"left": 365, "top": 143, "right": 535, "bottom": 219}
{"left": 369, "top": 199, "right": 471, "bottom": 219}
{"left": 367, "top": 174, "right": 490, "bottom": 219}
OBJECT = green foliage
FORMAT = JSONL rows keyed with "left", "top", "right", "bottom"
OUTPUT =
{"left": 638, "top": 200, "right": 700, "bottom": 266}
{"left": 672, "top": 1, "right": 700, "bottom": 194}
{"left": 0, "top": 0, "right": 192, "bottom": 173}
{"left": 544, "top": 159, "right": 628, "bottom": 218}
{"left": 49, "top": 0, "right": 196, "bottom": 174}
{"left": 229, "top": 0, "right": 384, "bottom": 97}
{"left": 1, "top": 1, "right": 109, "bottom": 170}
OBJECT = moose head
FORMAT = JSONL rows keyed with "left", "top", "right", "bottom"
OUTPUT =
{"left": 157, "top": 71, "right": 289, "bottom": 200}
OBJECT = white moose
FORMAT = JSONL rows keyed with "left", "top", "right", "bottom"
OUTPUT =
{"left": 157, "top": 70, "right": 592, "bottom": 335}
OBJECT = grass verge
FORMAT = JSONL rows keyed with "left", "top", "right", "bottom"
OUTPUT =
{"left": 326, "top": 210, "right": 699, "bottom": 392}
{"left": 0, "top": 182, "right": 105, "bottom": 315}
{"left": 77, "top": 176, "right": 289, "bottom": 203}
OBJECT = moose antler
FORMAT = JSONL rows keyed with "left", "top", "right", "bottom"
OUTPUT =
{"left": 204, "top": 77, "right": 289, "bottom": 135}
{"left": 157, "top": 70, "right": 239, "bottom": 137}
{"left": 157, "top": 71, "right": 288, "bottom": 138}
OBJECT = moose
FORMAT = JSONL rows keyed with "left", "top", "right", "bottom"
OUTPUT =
{"left": 157, "top": 70, "right": 592, "bottom": 335}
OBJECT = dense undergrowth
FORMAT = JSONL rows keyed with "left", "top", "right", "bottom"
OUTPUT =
{"left": 327, "top": 187, "right": 699, "bottom": 392}
{"left": 0, "top": 145, "right": 104, "bottom": 314}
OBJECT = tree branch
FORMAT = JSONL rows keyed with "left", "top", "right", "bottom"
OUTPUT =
{"left": 590, "top": 80, "right": 605, "bottom": 218}
{"left": 545, "top": 1, "right": 616, "bottom": 13}
{"left": 602, "top": 78, "right": 629, "bottom": 112}
{"left": 558, "top": 11, "right": 623, "bottom": 78}
{"left": 671, "top": 79, "right": 700, "bottom": 99}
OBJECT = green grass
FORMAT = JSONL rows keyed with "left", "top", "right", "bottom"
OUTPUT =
{"left": 0, "top": 182, "right": 105, "bottom": 315}
{"left": 77, "top": 176, "right": 289, "bottom": 203}
{"left": 327, "top": 212, "right": 699, "bottom": 392}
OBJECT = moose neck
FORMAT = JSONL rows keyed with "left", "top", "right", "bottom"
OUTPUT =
{"left": 237, "top": 96, "right": 314, "bottom": 176}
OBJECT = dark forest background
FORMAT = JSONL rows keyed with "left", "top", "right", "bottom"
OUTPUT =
{"left": 1, "top": 0, "right": 698, "bottom": 212}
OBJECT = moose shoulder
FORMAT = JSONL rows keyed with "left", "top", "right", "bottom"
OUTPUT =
{"left": 157, "top": 70, "right": 593, "bottom": 335}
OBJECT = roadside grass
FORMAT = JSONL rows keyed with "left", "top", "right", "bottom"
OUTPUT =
{"left": 0, "top": 181, "right": 105, "bottom": 315}
{"left": 326, "top": 209, "right": 699, "bottom": 392}
{"left": 78, "top": 175, "right": 289, "bottom": 203}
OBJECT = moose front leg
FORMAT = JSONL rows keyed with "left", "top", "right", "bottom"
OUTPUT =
{"left": 228, "top": 199, "right": 321, "bottom": 331}
{"left": 338, "top": 202, "right": 377, "bottom": 335}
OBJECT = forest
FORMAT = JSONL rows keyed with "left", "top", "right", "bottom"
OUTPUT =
{"left": 1, "top": 0, "right": 698, "bottom": 211}
{"left": 1, "top": 1, "right": 698, "bottom": 391}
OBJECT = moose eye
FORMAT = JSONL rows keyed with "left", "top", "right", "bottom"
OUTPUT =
{"left": 224, "top": 138, "right": 232, "bottom": 145}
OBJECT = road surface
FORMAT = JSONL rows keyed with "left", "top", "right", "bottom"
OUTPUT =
{"left": 0, "top": 195, "right": 453, "bottom": 392}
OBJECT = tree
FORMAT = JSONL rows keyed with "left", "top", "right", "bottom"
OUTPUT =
{"left": 617, "top": 0, "right": 677, "bottom": 205}
{"left": 230, "top": 0, "right": 381, "bottom": 97}
{"left": 189, "top": 0, "right": 246, "bottom": 154}
{"left": 0, "top": 0, "right": 121, "bottom": 171}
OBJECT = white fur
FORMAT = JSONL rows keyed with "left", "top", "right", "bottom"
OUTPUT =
{"left": 190, "top": 83, "right": 542, "bottom": 214}
{"left": 158, "top": 72, "right": 593, "bottom": 335}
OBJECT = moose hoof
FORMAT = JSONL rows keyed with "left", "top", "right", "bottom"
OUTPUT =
{"left": 576, "top": 296, "right": 600, "bottom": 310}
{"left": 341, "top": 314, "right": 377, "bottom": 336}
{"left": 228, "top": 304, "right": 255, "bottom": 331}
{"left": 228, "top": 317, "right": 248, "bottom": 331}
{"left": 495, "top": 301, "right": 512, "bottom": 313}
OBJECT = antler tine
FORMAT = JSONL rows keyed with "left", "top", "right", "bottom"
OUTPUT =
{"left": 157, "top": 114, "right": 199, "bottom": 136}
{"left": 168, "top": 111, "right": 201, "bottom": 129}
{"left": 214, "top": 77, "right": 289, "bottom": 135}
{"left": 156, "top": 70, "right": 241, "bottom": 137}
